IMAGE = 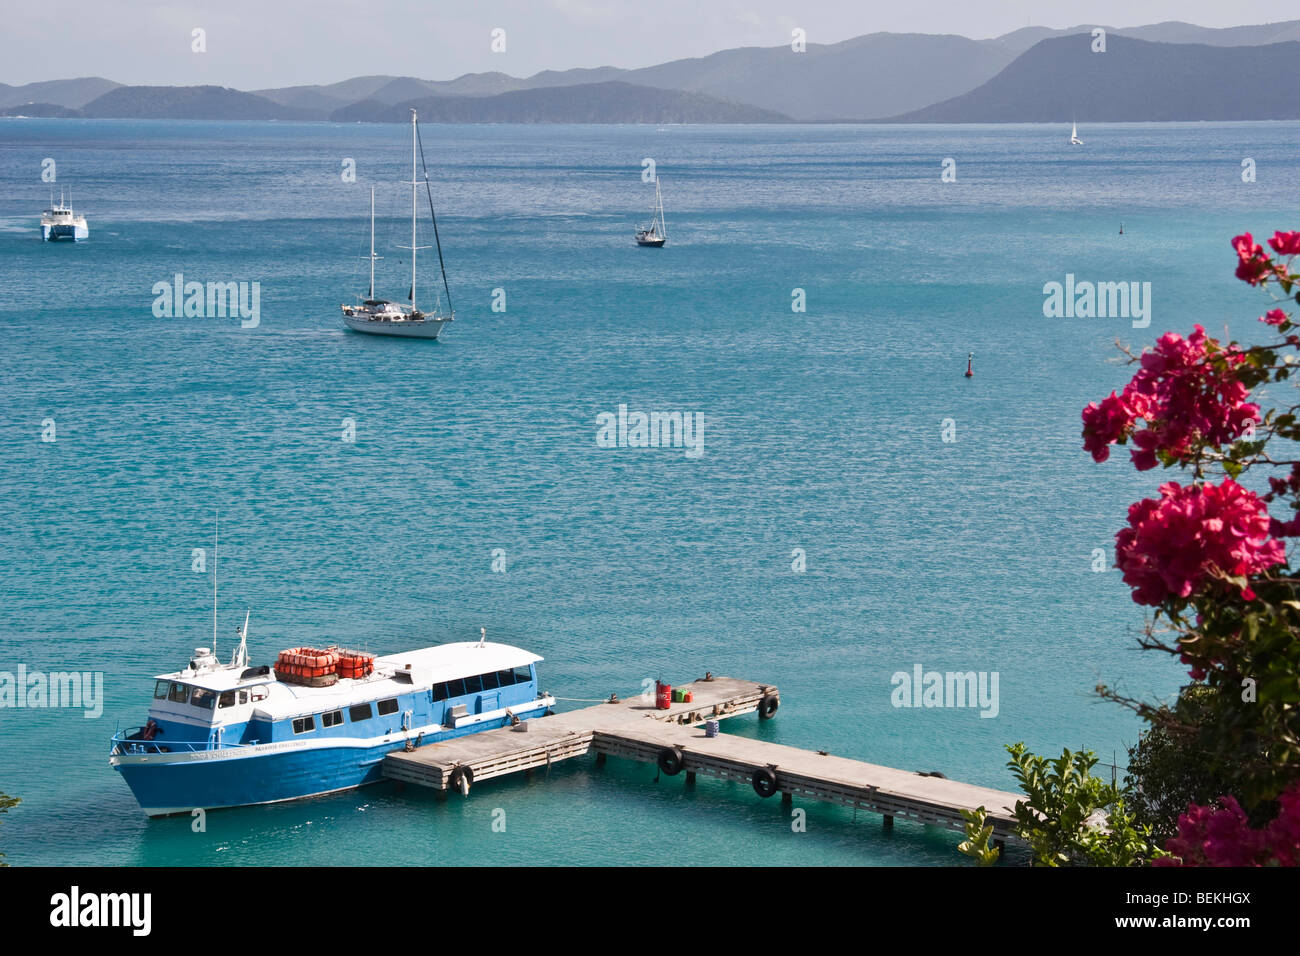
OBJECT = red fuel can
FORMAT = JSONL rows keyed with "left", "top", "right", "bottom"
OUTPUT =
{"left": 655, "top": 681, "right": 672, "bottom": 710}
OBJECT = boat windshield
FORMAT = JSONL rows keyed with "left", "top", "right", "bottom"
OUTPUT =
{"left": 191, "top": 688, "right": 217, "bottom": 710}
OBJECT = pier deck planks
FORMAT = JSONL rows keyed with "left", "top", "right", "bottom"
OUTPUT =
{"left": 383, "top": 675, "right": 1021, "bottom": 840}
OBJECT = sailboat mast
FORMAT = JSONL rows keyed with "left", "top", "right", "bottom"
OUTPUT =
{"left": 369, "top": 186, "right": 376, "bottom": 299}
{"left": 410, "top": 108, "right": 418, "bottom": 311}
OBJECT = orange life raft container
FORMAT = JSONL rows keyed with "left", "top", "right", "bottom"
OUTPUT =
{"left": 274, "top": 647, "right": 340, "bottom": 686}
{"left": 336, "top": 650, "right": 375, "bottom": 680}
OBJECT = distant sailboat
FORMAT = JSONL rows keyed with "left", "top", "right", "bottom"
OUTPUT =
{"left": 1069, "top": 119, "right": 1084, "bottom": 146}
{"left": 635, "top": 178, "right": 667, "bottom": 247}
{"left": 340, "top": 109, "right": 454, "bottom": 339}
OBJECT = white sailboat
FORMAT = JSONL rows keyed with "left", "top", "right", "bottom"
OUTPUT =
{"left": 341, "top": 109, "right": 454, "bottom": 339}
{"left": 1069, "top": 118, "right": 1084, "bottom": 146}
{"left": 635, "top": 178, "right": 667, "bottom": 247}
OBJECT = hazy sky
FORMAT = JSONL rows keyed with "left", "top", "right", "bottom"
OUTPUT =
{"left": 4, "top": 0, "right": 1290, "bottom": 88}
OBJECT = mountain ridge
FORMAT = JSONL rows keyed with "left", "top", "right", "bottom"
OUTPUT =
{"left": 887, "top": 35, "right": 1300, "bottom": 122}
{"left": 9, "top": 20, "right": 1300, "bottom": 124}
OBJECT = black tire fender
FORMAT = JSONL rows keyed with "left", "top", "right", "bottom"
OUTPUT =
{"left": 758, "top": 694, "right": 779, "bottom": 719}
{"left": 448, "top": 765, "right": 474, "bottom": 795}
{"left": 752, "top": 766, "right": 779, "bottom": 798}
{"left": 657, "top": 746, "right": 685, "bottom": 776}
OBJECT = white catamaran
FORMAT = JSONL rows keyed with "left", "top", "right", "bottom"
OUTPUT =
{"left": 40, "top": 189, "right": 89, "bottom": 241}
{"left": 341, "top": 109, "right": 454, "bottom": 339}
{"left": 635, "top": 178, "right": 667, "bottom": 247}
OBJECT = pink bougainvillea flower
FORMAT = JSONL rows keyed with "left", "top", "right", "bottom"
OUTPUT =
{"left": 1114, "top": 479, "right": 1284, "bottom": 607}
{"left": 1233, "top": 233, "right": 1263, "bottom": 260}
{"left": 1260, "top": 308, "right": 1289, "bottom": 326}
{"left": 1267, "top": 230, "right": 1300, "bottom": 257}
{"left": 1232, "top": 232, "right": 1284, "bottom": 285}
{"left": 1081, "top": 391, "right": 1134, "bottom": 463}
{"left": 1080, "top": 325, "right": 1259, "bottom": 468}
{"left": 1159, "top": 782, "right": 1300, "bottom": 866}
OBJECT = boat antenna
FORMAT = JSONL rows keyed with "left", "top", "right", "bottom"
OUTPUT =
{"left": 414, "top": 117, "right": 454, "bottom": 316}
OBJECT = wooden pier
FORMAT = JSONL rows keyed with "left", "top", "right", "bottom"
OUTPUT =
{"left": 383, "top": 675, "right": 1022, "bottom": 842}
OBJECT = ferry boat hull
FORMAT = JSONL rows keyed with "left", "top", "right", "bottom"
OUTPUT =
{"left": 42, "top": 219, "right": 88, "bottom": 241}
{"left": 112, "top": 704, "right": 545, "bottom": 816}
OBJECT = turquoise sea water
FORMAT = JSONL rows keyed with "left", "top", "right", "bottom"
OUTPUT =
{"left": 1, "top": 119, "right": 1298, "bottom": 866}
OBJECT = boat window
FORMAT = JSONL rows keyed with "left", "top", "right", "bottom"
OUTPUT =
{"left": 431, "top": 683, "right": 449, "bottom": 702}
{"left": 514, "top": 666, "right": 533, "bottom": 683}
{"left": 238, "top": 690, "right": 249, "bottom": 704}
{"left": 154, "top": 680, "right": 171, "bottom": 699}
{"left": 348, "top": 703, "right": 373, "bottom": 721}
{"left": 218, "top": 690, "right": 236, "bottom": 708}
{"left": 496, "top": 669, "right": 516, "bottom": 687}
{"left": 323, "top": 710, "right": 343, "bottom": 728}
{"left": 250, "top": 687, "right": 268, "bottom": 702}
{"left": 480, "top": 671, "right": 499, "bottom": 690}
{"left": 191, "top": 688, "right": 217, "bottom": 710}
{"left": 443, "top": 679, "right": 465, "bottom": 698}
{"left": 292, "top": 716, "right": 316, "bottom": 734}
{"left": 463, "top": 674, "right": 484, "bottom": 695}
{"left": 168, "top": 682, "right": 190, "bottom": 703}
{"left": 377, "top": 698, "right": 399, "bottom": 716}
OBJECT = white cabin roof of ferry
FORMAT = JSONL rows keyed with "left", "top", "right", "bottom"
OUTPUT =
{"left": 154, "top": 641, "right": 542, "bottom": 694}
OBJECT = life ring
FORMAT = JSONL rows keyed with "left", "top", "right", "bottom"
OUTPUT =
{"left": 141, "top": 719, "right": 158, "bottom": 741}
{"left": 656, "top": 746, "right": 684, "bottom": 776}
{"left": 758, "top": 694, "right": 779, "bottom": 719}
{"left": 752, "top": 766, "right": 779, "bottom": 798}
{"left": 448, "top": 765, "right": 474, "bottom": 795}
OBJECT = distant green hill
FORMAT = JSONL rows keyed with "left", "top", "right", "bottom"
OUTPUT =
{"left": 330, "top": 81, "right": 792, "bottom": 124}
{"left": 81, "top": 85, "right": 320, "bottom": 120}
{"left": 0, "top": 102, "right": 81, "bottom": 117}
{"left": 0, "top": 77, "right": 120, "bottom": 110}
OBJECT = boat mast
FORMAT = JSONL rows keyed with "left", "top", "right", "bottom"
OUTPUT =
{"left": 656, "top": 179, "right": 665, "bottom": 236}
{"left": 414, "top": 117, "right": 454, "bottom": 317}
{"left": 401, "top": 109, "right": 431, "bottom": 311}
{"left": 369, "top": 186, "right": 376, "bottom": 299}
{"left": 410, "top": 109, "right": 417, "bottom": 311}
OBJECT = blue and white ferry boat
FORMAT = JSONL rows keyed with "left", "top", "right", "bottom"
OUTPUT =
{"left": 110, "top": 617, "right": 554, "bottom": 816}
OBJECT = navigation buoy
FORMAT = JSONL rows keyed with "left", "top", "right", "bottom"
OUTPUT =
{"left": 1119, "top": 222, "right": 1124, "bottom": 235}
{"left": 964, "top": 352, "right": 974, "bottom": 378}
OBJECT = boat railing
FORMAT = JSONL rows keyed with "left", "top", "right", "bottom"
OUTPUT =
{"left": 110, "top": 727, "right": 256, "bottom": 756}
